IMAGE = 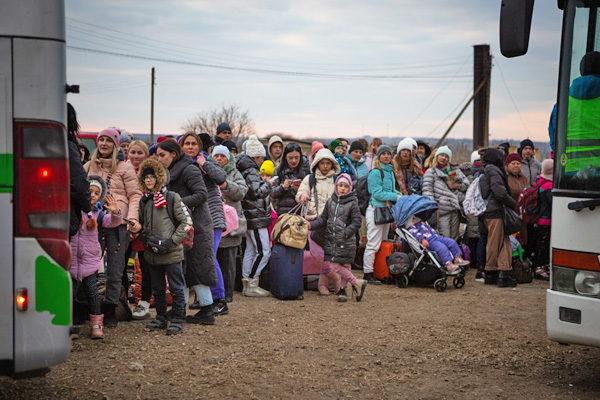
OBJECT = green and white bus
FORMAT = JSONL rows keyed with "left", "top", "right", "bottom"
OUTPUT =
{"left": 0, "top": 0, "right": 73, "bottom": 375}
{"left": 501, "top": 0, "right": 600, "bottom": 347}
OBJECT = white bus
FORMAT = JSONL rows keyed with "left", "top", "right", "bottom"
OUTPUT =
{"left": 501, "top": 0, "right": 600, "bottom": 347}
{"left": 0, "top": 0, "right": 73, "bottom": 375}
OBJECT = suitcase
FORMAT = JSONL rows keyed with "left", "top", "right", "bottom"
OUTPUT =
{"left": 374, "top": 240, "right": 402, "bottom": 283}
{"left": 269, "top": 244, "right": 304, "bottom": 300}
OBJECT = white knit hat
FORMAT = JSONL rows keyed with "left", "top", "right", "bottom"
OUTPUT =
{"left": 245, "top": 135, "right": 266, "bottom": 158}
{"left": 405, "top": 138, "right": 417, "bottom": 150}
{"left": 212, "top": 144, "right": 231, "bottom": 160}
{"left": 397, "top": 138, "right": 413, "bottom": 153}
{"left": 435, "top": 145, "right": 452, "bottom": 161}
{"left": 470, "top": 150, "right": 480, "bottom": 164}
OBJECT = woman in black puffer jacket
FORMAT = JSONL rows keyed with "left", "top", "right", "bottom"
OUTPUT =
{"left": 479, "top": 148, "right": 517, "bottom": 288}
{"left": 270, "top": 143, "right": 310, "bottom": 215}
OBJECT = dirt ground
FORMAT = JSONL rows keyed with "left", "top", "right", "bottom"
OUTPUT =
{"left": 2, "top": 269, "right": 600, "bottom": 400}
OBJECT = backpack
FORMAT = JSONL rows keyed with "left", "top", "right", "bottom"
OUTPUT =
{"left": 516, "top": 183, "right": 541, "bottom": 224}
{"left": 164, "top": 191, "right": 195, "bottom": 251}
{"left": 356, "top": 169, "right": 384, "bottom": 216}
{"left": 463, "top": 175, "right": 487, "bottom": 217}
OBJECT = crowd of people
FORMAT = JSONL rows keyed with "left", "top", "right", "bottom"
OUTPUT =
{"left": 67, "top": 105, "right": 553, "bottom": 337}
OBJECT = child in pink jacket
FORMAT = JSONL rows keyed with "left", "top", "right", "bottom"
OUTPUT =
{"left": 70, "top": 175, "right": 122, "bottom": 339}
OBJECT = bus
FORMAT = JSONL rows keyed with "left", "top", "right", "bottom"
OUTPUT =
{"left": 500, "top": 0, "right": 600, "bottom": 347}
{"left": 0, "top": 0, "right": 73, "bottom": 375}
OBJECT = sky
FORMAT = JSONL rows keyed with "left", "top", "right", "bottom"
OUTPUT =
{"left": 65, "top": 1, "right": 563, "bottom": 144}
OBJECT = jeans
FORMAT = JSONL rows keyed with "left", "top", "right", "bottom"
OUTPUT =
{"left": 210, "top": 229, "right": 226, "bottom": 300}
{"left": 217, "top": 246, "right": 238, "bottom": 300}
{"left": 149, "top": 261, "right": 186, "bottom": 319}
{"left": 193, "top": 283, "right": 213, "bottom": 307}
{"left": 103, "top": 225, "right": 130, "bottom": 305}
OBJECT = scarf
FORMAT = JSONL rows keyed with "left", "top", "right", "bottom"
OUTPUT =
{"left": 144, "top": 191, "right": 167, "bottom": 209}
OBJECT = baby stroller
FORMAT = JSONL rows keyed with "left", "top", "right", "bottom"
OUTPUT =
{"left": 391, "top": 195, "right": 466, "bottom": 292}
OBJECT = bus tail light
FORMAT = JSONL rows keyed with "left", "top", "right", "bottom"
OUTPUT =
{"left": 16, "top": 288, "right": 28, "bottom": 311}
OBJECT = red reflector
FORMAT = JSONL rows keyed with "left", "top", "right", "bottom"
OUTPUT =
{"left": 553, "top": 249, "right": 600, "bottom": 271}
{"left": 16, "top": 288, "right": 28, "bottom": 311}
{"left": 41, "top": 169, "right": 50, "bottom": 178}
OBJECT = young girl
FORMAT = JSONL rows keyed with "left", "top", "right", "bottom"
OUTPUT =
{"left": 70, "top": 175, "right": 122, "bottom": 339}
{"left": 308, "top": 174, "right": 367, "bottom": 302}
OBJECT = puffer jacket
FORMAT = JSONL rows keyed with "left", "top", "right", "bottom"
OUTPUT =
{"left": 296, "top": 149, "right": 340, "bottom": 221}
{"left": 84, "top": 152, "right": 142, "bottom": 223}
{"left": 368, "top": 163, "right": 401, "bottom": 208}
{"left": 217, "top": 155, "right": 248, "bottom": 248}
{"left": 422, "top": 165, "right": 469, "bottom": 215}
{"left": 165, "top": 154, "right": 217, "bottom": 287}
{"left": 69, "top": 140, "right": 92, "bottom": 239}
{"left": 198, "top": 151, "right": 227, "bottom": 231}
{"left": 480, "top": 164, "right": 516, "bottom": 219}
{"left": 310, "top": 191, "right": 362, "bottom": 264}
{"left": 236, "top": 154, "right": 273, "bottom": 230}
{"left": 271, "top": 160, "right": 309, "bottom": 215}
{"left": 520, "top": 157, "right": 541, "bottom": 186}
{"left": 345, "top": 154, "right": 369, "bottom": 178}
{"left": 70, "top": 209, "right": 122, "bottom": 281}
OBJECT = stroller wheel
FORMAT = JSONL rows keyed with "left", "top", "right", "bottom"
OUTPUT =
{"left": 434, "top": 278, "right": 447, "bottom": 292}
{"left": 453, "top": 276, "right": 465, "bottom": 289}
{"left": 396, "top": 274, "right": 409, "bottom": 288}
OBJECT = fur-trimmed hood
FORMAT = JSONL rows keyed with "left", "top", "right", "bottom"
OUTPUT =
{"left": 137, "top": 158, "right": 168, "bottom": 193}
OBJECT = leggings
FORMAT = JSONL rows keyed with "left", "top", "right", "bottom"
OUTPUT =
{"left": 72, "top": 274, "right": 101, "bottom": 316}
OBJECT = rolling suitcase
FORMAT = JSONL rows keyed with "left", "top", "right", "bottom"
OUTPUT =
{"left": 270, "top": 243, "right": 304, "bottom": 300}
{"left": 374, "top": 240, "right": 402, "bottom": 283}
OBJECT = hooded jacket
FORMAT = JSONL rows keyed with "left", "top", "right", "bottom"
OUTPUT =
{"left": 267, "top": 136, "right": 284, "bottom": 167}
{"left": 310, "top": 174, "right": 362, "bottom": 264}
{"left": 479, "top": 149, "right": 516, "bottom": 219}
{"left": 216, "top": 154, "right": 248, "bottom": 248}
{"left": 296, "top": 149, "right": 341, "bottom": 221}
{"left": 271, "top": 146, "right": 310, "bottom": 215}
{"left": 422, "top": 164, "right": 469, "bottom": 215}
{"left": 137, "top": 158, "right": 192, "bottom": 266}
{"left": 236, "top": 154, "right": 273, "bottom": 230}
{"left": 344, "top": 154, "right": 369, "bottom": 178}
{"left": 198, "top": 151, "right": 227, "bottom": 231}
{"left": 165, "top": 154, "right": 217, "bottom": 287}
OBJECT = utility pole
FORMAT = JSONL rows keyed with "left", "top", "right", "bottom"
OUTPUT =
{"left": 150, "top": 67, "right": 155, "bottom": 143}
{"left": 473, "top": 44, "right": 491, "bottom": 151}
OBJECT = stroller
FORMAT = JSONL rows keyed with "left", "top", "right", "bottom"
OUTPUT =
{"left": 391, "top": 195, "right": 466, "bottom": 292}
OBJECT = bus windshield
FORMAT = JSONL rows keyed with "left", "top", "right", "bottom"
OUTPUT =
{"left": 556, "top": 3, "right": 600, "bottom": 193}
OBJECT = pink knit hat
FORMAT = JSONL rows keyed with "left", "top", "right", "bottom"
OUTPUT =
{"left": 334, "top": 173, "right": 353, "bottom": 195}
{"left": 96, "top": 127, "right": 120, "bottom": 147}
{"left": 311, "top": 141, "right": 324, "bottom": 159}
{"left": 540, "top": 159, "right": 554, "bottom": 181}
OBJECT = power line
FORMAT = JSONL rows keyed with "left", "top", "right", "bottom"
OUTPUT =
{"left": 493, "top": 56, "right": 531, "bottom": 136}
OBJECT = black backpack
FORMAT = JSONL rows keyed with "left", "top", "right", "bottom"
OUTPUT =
{"left": 355, "top": 169, "right": 384, "bottom": 216}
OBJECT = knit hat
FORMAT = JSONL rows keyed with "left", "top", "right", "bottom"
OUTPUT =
{"left": 259, "top": 160, "right": 275, "bottom": 176}
{"left": 141, "top": 167, "right": 155, "bottom": 179}
{"left": 199, "top": 133, "right": 215, "bottom": 150}
{"left": 404, "top": 138, "right": 418, "bottom": 150}
{"left": 435, "top": 145, "right": 452, "bottom": 161}
{"left": 216, "top": 122, "right": 232, "bottom": 135}
{"left": 470, "top": 150, "right": 480, "bottom": 164}
{"left": 329, "top": 139, "right": 344, "bottom": 153}
{"left": 157, "top": 136, "right": 173, "bottom": 143}
{"left": 505, "top": 153, "right": 522, "bottom": 165}
{"left": 148, "top": 142, "right": 158, "bottom": 156}
{"left": 349, "top": 141, "right": 364, "bottom": 154}
{"left": 540, "top": 159, "right": 554, "bottom": 181}
{"left": 119, "top": 132, "right": 132, "bottom": 145}
{"left": 246, "top": 135, "right": 266, "bottom": 158}
{"left": 397, "top": 138, "right": 413, "bottom": 153}
{"left": 376, "top": 145, "right": 393, "bottom": 158}
{"left": 222, "top": 140, "right": 238, "bottom": 154}
{"left": 497, "top": 142, "right": 511, "bottom": 155}
{"left": 519, "top": 139, "right": 534, "bottom": 156}
{"left": 97, "top": 127, "right": 120, "bottom": 147}
{"left": 212, "top": 145, "right": 230, "bottom": 160}
{"left": 335, "top": 173, "right": 353, "bottom": 195}
{"left": 311, "top": 141, "right": 324, "bottom": 158}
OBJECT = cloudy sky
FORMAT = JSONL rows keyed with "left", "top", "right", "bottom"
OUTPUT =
{"left": 65, "top": 1, "right": 563, "bottom": 144}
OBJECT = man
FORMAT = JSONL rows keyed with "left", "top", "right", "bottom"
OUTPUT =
{"left": 345, "top": 141, "right": 368, "bottom": 178}
{"left": 518, "top": 139, "right": 541, "bottom": 186}
{"left": 214, "top": 123, "right": 232, "bottom": 145}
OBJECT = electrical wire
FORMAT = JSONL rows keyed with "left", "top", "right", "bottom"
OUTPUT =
{"left": 493, "top": 56, "right": 531, "bottom": 136}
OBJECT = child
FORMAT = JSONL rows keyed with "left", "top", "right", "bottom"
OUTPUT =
{"left": 533, "top": 159, "right": 553, "bottom": 280}
{"left": 407, "top": 216, "right": 469, "bottom": 272}
{"left": 134, "top": 158, "right": 192, "bottom": 335}
{"left": 329, "top": 139, "right": 355, "bottom": 177}
{"left": 70, "top": 174, "right": 123, "bottom": 339}
{"left": 308, "top": 174, "right": 367, "bottom": 302}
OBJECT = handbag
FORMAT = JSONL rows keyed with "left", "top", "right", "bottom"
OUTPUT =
{"left": 270, "top": 203, "right": 308, "bottom": 249}
{"left": 374, "top": 202, "right": 394, "bottom": 225}
{"left": 503, "top": 205, "right": 521, "bottom": 235}
{"left": 222, "top": 202, "right": 239, "bottom": 236}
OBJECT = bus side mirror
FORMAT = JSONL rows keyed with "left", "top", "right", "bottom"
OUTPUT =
{"left": 500, "top": 0, "right": 535, "bottom": 57}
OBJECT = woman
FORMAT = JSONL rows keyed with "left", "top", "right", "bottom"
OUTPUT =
{"left": 505, "top": 152, "right": 529, "bottom": 248}
{"left": 84, "top": 127, "right": 142, "bottom": 328}
{"left": 393, "top": 140, "right": 423, "bottom": 195}
{"left": 271, "top": 143, "right": 310, "bottom": 215}
{"left": 211, "top": 145, "right": 248, "bottom": 304}
{"left": 345, "top": 141, "right": 369, "bottom": 178}
{"left": 363, "top": 145, "right": 402, "bottom": 283}
{"left": 297, "top": 149, "right": 341, "bottom": 295}
{"left": 267, "top": 135, "right": 284, "bottom": 167}
{"left": 156, "top": 139, "right": 218, "bottom": 324}
{"left": 180, "top": 132, "right": 229, "bottom": 315}
{"left": 364, "top": 138, "right": 382, "bottom": 171}
{"left": 422, "top": 146, "right": 469, "bottom": 240}
{"left": 479, "top": 148, "right": 517, "bottom": 288}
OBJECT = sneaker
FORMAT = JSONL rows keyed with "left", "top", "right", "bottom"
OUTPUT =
{"left": 475, "top": 269, "right": 485, "bottom": 283}
{"left": 453, "top": 256, "right": 470, "bottom": 266}
{"left": 213, "top": 300, "right": 229, "bottom": 316}
{"left": 336, "top": 288, "right": 348, "bottom": 303}
{"left": 132, "top": 301, "right": 150, "bottom": 320}
{"left": 363, "top": 273, "right": 382, "bottom": 285}
{"left": 445, "top": 261, "right": 460, "bottom": 273}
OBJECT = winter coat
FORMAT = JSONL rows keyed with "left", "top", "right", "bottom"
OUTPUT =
{"left": 198, "top": 152, "right": 227, "bottom": 231}
{"left": 537, "top": 177, "right": 553, "bottom": 226}
{"left": 364, "top": 152, "right": 375, "bottom": 171}
{"left": 218, "top": 155, "right": 248, "bottom": 248}
{"left": 236, "top": 154, "right": 273, "bottom": 230}
{"left": 345, "top": 154, "right": 369, "bottom": 178}
{"left": 296, "top": 149, "right": 340, "bottom": 221}
{"left": 310, "top": 191, "right": 362, "bottom": 264}
{"left": 70, "top": 209, "right": 122, "bottom": 281}
{"left": 84, "top": 152, "right": 142, "bottom": 224}
{"left": 165, "top": 154, "right": 217, "bottom": 287}
{"left": 69, "top": 140, "right": 92, "bottom": 239}
{"left": 521, "top": 157, "right": 541, "bottom": 186}
{"left": 507, "top": 170, "right": 528, "bottom": 205}
{"left": 267, "top": 136, "right": 284, "bottom": 167}
{"left": 408, "top": 221, "right": 438, "bottom": 242}
{"left": 422, "top": 165, "right": 469, "bottom": 215}
{"left": 271, "top": 160, "right": 309, "bottom": 215}
{"left": 368, "top": 163, "right": 402, "bottom": 208}
{"left": 480, "top": 164, "right": 516, "bottom": 219}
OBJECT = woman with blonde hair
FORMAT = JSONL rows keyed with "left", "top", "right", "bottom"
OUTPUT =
{"left": 393, "top": 139, "right": 423, "bottom": 195}
{"left": 364, "top": 138, "right": 382, "bottom": 171}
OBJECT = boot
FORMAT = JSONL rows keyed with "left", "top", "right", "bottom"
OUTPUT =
{"left": 363, "top": 273, "right": 382, "bottom": 286}
{"left": 90, "top": 314, "right": 104, "bottom": 340}
{"left": 102, "top": 303, "right": 118, "bottom": 328}
{"left": 244, "top": 278, "right": 270, "bottom": 297}
{"left": 497, "top": 271, "right": 518, "bottom": 288}
{"left": 484, "top": 271, "right": 498, "bottom": 285}
{"left": 318, "top": 274, "right": 331, "bottom": 296}
{"left": 186, "top": 305, "right": 215, "bottom": 325}
{"left": 242, "top": 278, "right": 250, "bottom": 296}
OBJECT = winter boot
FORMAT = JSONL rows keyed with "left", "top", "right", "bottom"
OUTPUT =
{"left": 242, "top": 278, "right": 250, "bottom": 296}
{"left": 484, "top": 271, "right": 498, "bottom": 285}
{"left": 102, "top": 303, "right": 118, "bottom": 328}
{"left": 363, "top": 273, "right": 382, "bottom": 285}
{"left": 186, "top": 305, "right": 215, "bottom": 325}
{"left": 244, "top": 278, "right": 270, "bottom": 297}
{"left": 497, "top": 271, "right": 518, "bottom": 288}
{"left": 318, "top": 274, "right": 331, "bottom": 296}
{"left": 90, "top": 314, "right": 104, "bottom": 340}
